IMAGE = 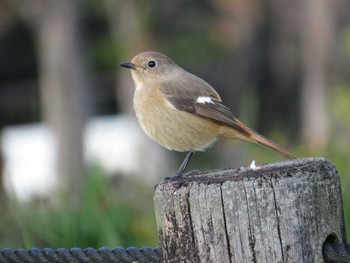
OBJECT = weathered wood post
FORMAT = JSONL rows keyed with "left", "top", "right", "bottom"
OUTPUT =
{"left": 154, "top": 158, "right": 346, "bottom": 262}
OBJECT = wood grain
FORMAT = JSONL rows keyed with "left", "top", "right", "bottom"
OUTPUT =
{"left": 154, "top": 158, "right": 346, "bottom": 263}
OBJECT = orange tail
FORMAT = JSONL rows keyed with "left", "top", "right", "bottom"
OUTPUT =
{"left": 246, "top": 130, "right": 295, "bottom": 159}
{"left": 220, "top": 119, "right": 296, "bottom": 160}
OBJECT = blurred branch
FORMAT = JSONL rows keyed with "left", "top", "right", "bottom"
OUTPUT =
{"left": 14, "top": 0, "right": 91, "bottom": 204}
{"left": 299, "top": 0, "right": 334, "bottom": 150}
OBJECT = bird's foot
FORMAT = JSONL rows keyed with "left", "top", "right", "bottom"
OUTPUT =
{"left": 174, "top": 169, "right": 201, "bottom": 177}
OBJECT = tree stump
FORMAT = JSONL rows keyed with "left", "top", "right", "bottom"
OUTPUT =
{"left": 154, "top": 158, "right": 346, "bottom": 262}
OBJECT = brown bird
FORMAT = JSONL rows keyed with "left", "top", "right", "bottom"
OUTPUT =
{"left": 120, "top": 51, "right": 295, "bottom": 175}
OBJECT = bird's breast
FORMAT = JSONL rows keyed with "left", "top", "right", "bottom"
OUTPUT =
{"left": 133, "top": 86, "right": 220, "bottom": 152}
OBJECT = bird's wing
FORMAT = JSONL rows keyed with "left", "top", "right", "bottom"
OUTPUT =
{"left": 160, "top": 79, "right": 250, "bottom": 136}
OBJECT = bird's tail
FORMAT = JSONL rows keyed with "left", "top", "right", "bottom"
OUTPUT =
{"left": 219, "top": 119, "right": 295, "bottom": 160}
{"left": 245, "top": 130, "right": 295, "bottom": 159}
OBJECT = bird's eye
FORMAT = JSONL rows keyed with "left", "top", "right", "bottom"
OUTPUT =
{"left": 147, "top": 60, "right": 157, "bottom": 68}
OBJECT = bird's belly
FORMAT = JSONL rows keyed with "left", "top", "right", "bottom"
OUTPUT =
{"left": 139, "top": 112, "right": 218, "bottom": 151}
{"left": 134, "top": 98, "right": 219, "bottom": 152}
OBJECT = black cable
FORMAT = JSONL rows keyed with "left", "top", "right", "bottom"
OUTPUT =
{"left": 2, "top": 237, "right": 350, "bottom": 263}
{"left": 0, "top": 247, "right": 161, "bottom": 263}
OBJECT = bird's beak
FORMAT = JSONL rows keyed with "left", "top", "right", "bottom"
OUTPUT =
{"left": 120, "top": 62, "right": 136, "bottom": 69}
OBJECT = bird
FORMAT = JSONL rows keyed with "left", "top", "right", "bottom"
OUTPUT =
{"left": 120, "top": 51, "right": 295, "bottom": 176}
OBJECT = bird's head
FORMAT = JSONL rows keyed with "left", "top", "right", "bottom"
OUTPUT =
{"left": 120, "top": 51, "right": 180, "bottom": 86}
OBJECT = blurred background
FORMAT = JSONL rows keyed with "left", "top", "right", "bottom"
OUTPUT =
{"left": 0, "top": 0, "right": 350, "bottom": 249}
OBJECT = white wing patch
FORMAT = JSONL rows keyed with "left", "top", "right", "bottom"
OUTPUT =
{"left": 166, "top": 100, "right": 177, "bottom": 110}
{"left": 196, "top": 96, "right": 215, "bottom": 104}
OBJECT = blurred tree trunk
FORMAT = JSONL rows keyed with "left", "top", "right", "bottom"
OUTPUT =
{"left": 104, "top": 0, "right": 173, "bottom": 177}
{"left": 256, "top": 0, "right": 299, "bottom": 136}
{"left": 16, "top": 0, "right": 90, "bottom": 204}
{"left": 211, "top": 0, "right": 299, "bottom": 139}
{"left": 104, "top": 0, "right": 152, "bottom": 114}
{"left": 299, "top": 0, "right": 333, "bottom": 150}
{"left": 210, "top": 0, "right": 262, "bottom": 114}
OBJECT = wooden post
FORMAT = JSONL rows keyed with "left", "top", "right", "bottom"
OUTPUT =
{"left": 154, "top": 158, "right": 346, "bottom": 262}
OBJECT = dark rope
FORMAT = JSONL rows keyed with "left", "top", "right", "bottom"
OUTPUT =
{"left": 0, "top": 246, "right": 161, "bottom": 263}
{"left": 1, "top": 238, "right": 350, "bottom": 262}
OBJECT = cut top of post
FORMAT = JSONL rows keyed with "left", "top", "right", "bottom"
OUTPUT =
{"left": 157, "top": 157, "right": 339, "bottom": 186}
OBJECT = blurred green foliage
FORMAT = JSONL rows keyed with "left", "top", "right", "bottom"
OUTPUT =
{"left": 328, "top": 84, "right": 350, "bottom": 239}
{"left": 0, "top": 167, "right": 158, "bottom": 249}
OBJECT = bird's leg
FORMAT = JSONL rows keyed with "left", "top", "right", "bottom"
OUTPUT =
{"left": 175, "top": 151, "right": 194, "bottom": 176}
